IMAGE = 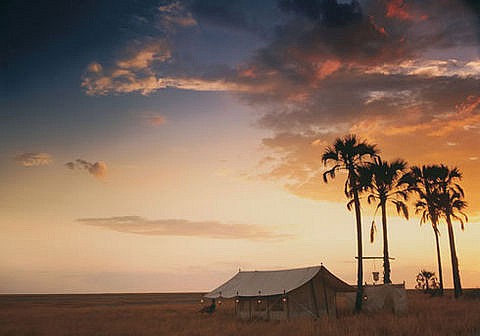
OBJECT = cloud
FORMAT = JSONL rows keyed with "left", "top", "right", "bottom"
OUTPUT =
{"left": 116, "top": 41, "right": 172, "bottom": 70}
{"left": 81, "top": 40, "right": 249, "bottom": 95}
{"left": 86, "top": 62, "right": 103, "bottom": 73}
{"left": 147, "top": 114, "right": 167, "bottom": 126}
{"left": 77, "top": 216, "right": 291, "bottom": 240}
{"left": 65, "top": 159, "right": 108, "bottom": 179}
{"left": 366, "top": 59, "right": 480, "bottom": 78}
{"left": 158, "top": 1, "right": 197, "bottom": 30}
{"left": 14, "top": 152, "right": 52, "bottom": 167}
{"left": 385, "top": 0, "right": 428, "bottom": 21}
{"left": 78, "top": 1, "right": 480, "bottom": 213}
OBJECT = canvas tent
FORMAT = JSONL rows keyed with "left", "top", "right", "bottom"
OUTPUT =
{"left": 339, "top": 283, "right": 408, "bottom": 315}
{"left": 204, "top": 265, "right": 355, "bottom": 320}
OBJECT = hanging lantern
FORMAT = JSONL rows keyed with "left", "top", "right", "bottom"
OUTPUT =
{"left": 282, "top": 297, "right": 287, "bottom": 303}
{"left": 372, "top": 271, "right": 380, "bottom": 282}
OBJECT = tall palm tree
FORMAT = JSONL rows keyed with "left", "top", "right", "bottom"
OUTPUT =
{"left": 414, "top": 193, "right": 444, "bottom": 295}
{"left": 357, "top": 157, "right": 409, "bottom": 284}
{"left": 401, "top": 165, "right": 468, "bottom": 298}
{"left": 322, "top": 134, "right": 377, "bottom": 312}
{"left": 400, "top": 165, "right": 445, "bottom": 295}
{"left": 434, "top": 165, "right": 468, "bottom": 298}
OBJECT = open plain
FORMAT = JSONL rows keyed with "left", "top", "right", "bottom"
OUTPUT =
{"left": 1, "top": 291, "right": 479, "bottom": 336}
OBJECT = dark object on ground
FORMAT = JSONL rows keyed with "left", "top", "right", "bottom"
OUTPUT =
{"left": 199, "top": 299, "right": 216, "bottom": 314}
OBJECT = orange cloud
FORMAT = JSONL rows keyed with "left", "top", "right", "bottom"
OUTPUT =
{"left": 367, "top": 59, "right": 480, "bottom": 78}
{"left": 385, "top": 0, "right": 413, "bottom": 20}
{"left": 385, "top": 0, "right": 428, "bottom": 22}
{"left": 86, "top": 62, "right": 102, "bottom": 73}
{"left": 78, "top": 216, "right": 292, "bottom": 240}
{"left": 116, "top": 41, "right": 171, "bottom": 70}
{"left": 14, "top": 152, "right": 52, "bottom": 167}
{"left": 65, "top": 159, "right": 108, "bottom": 179}
{"left": 315, "top": 59, "right": 342, "bottom": 80}
{"left": 81, "top": 40, "right": 250, "bottom": 96}
{"left": 148, "top": 114, "right": 166, "bottom": 126}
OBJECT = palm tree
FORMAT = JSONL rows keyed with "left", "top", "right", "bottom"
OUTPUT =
{"left": 414, "top": 193, "right": 444, "bottom": 296}
{"left": 357, "top": 157, "right": 409, "bottom": 284}
{"left": 415, "top": 269, "right": 438, "bottom": 294}
{"left": 322, "top": 134, "right": 377, "bottom": 312}
{"left": 434, "top": 165, "right": 468, "bottom": 298}
{"left": 400, "top": 165, "right": 445, "bottom": 295}
{"left": 401, "top": 165, "right": 468, "bottom": 298}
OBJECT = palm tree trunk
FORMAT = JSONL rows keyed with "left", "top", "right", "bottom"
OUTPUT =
{"left": 445, "top": 214, "right": 462, "bottom": 298}
{"left": 381, "top": 201, "right": 391, "bottom": 284}
{"left": 353, "top": 187, "right": 364, "bottom": 313}
{"left": 432, "top": 224, "right": 444, "bottom": 295}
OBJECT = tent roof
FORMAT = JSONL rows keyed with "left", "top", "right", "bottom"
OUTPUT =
{"left": 205, "top": 265, "right": 354, "bottom": 298}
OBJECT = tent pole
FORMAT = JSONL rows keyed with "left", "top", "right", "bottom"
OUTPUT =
{"left": 322, "top": 276, "right": 330, "bottom": 316}
{"left": 310, "top": 280, "right": 320, "bottom": 318}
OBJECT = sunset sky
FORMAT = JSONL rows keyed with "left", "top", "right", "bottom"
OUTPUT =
{"left": 1, "top": 0, "right": 479, "bottom": 293}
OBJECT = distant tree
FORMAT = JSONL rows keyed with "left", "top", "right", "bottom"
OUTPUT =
{"left": 357, "top": 157, "right": 409, "bottom": 284}
{"left": 322, "top": 134, "right": 377, "bottom": 312}
{"left": 416, "top": 269, "right": 439, "bottom": 294}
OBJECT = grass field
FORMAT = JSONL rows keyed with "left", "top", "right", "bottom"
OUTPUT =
{"left": 1, "top": 291, "right": 479, "bottom": 335}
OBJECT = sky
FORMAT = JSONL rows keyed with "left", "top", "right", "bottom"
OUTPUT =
{"left": 1, "top": 0, "right": 479, "bottom": 294}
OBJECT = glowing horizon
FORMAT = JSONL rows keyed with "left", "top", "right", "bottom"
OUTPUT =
{"left": 1, "top": 0, "right": 479, "bottom": 294}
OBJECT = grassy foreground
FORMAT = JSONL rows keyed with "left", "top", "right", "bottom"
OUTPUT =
{"left": 0, "top": 291, "right": 479, "bottom": 335}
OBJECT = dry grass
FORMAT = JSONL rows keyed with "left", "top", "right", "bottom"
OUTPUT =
{"left": 1, "top": 291, "right": 479, "bottom": 336}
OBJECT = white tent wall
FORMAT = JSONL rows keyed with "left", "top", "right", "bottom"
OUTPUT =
{"left": 339, "top": 284, "right": 408, "bottom": 315}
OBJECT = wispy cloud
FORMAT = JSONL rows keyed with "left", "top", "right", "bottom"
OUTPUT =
{"left": 366, "top": 59, "right": 480, "bottom": 78}
{"left": 77, "top": 216, "right": 291, "bottom": 240}
{"left": 147, "top": 114, "right": 166, "bottom": 126}
{"left": 158, "top": 1, "right": 197, "bottom": 30}
{"left": 14, "top": 152, "right": 52, "bottom": 167}
{"left": 81, "top": 40, "right": 248, "bottom": 95}
{"left": 65, "top": 159, "right": 108, "bottom": 179}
